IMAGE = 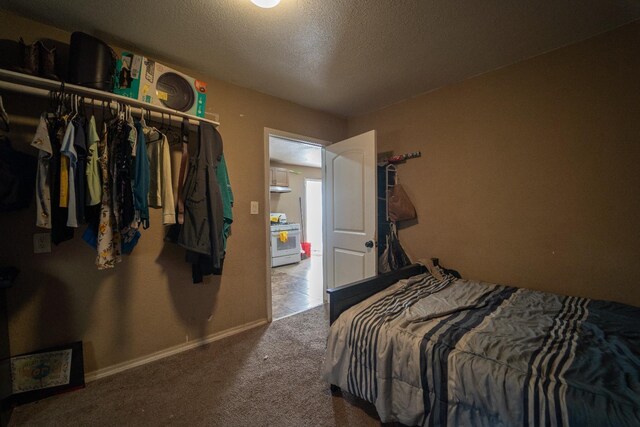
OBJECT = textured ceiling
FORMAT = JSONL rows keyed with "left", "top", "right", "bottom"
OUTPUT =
{"left": 1, "top": 0, "right": 639, "bottom": 116}
{"left": 270, "top": 136, "right": 322, "bottom": 168}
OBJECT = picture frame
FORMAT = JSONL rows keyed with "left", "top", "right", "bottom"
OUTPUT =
{"left": 10, "top": 341, "right": 85, "bottom": 406}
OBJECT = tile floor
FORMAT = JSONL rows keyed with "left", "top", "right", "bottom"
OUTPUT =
{"left": 271, "top": 254, "right": 324, "bottom": 319}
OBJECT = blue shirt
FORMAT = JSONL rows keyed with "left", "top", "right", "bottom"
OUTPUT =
{"left": 133, "top": 121, "right": 150, "bottom": 228}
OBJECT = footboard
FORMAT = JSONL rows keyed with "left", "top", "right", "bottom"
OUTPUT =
{"left": 326, "top": 263, "right": 426, "bottom": 325}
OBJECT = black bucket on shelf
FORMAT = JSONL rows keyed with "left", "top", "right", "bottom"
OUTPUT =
{"left": 67, "top": 32, "right": 116, "bottom": 91}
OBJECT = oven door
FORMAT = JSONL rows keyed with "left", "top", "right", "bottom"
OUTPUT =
{"left": 271, "top": 230, "right": 300, "bottom": 257}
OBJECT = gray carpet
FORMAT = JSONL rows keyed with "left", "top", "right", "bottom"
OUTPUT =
{"left": 9, "top": 305, "right": 384, "bottom": 426}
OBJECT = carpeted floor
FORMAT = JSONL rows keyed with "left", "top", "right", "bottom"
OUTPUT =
{"left": 9, "top": 305, "right": 385, "bottom": 426}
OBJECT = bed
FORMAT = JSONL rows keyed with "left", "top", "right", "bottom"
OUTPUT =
{"left": 323, "top": 263, "right": 640, "bottom": 426}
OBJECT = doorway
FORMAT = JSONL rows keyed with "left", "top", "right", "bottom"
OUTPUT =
{"left": 265, "top": 129, "right": 328, "bottom": 321}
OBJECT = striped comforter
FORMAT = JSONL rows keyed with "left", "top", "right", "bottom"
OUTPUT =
{"left": 323, "top": 272, "right": 640, "bottom": 426}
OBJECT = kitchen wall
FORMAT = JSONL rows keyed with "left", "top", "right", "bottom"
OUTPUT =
{"left": 0, "top": 10, "right": 347, "bottom": 375}
{"left": 349, "top": 21, "right": 640, "bottom": 307}
{"left": 269, "top": 162, "right": 321, "bottom": 227}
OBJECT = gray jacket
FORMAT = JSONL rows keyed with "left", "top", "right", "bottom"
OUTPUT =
{"left": 178, "top": 123, "right": 224, "bottom": 272}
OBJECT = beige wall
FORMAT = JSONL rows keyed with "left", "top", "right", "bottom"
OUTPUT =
{"left": 350, "top": 22, "right": 640, "bottom": 307}
{"left": 0, "top": 10, "right": 347, "bottom": 373}
{"left": 269, "top": 163, "right": 322, "bottom": 227}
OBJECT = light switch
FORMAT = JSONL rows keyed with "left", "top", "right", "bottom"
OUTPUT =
{"left": 250, "top": 201, "right": 259, "bottom": 215}
{"left": 34, "top": 233, "right": 51, "bottom": 254}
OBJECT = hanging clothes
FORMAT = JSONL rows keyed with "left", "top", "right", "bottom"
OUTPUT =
{"left": 0, "top": 136, "right": 36, "bottom": 212}
{"left": 111, "top": 118, "right": 140, "bottom": 254}
{"left": 72, "top": 115, "right": 87, "bottom": 224}
{"left": 60, "top": 120, "right": 78, "bottom": 227}
{"left": 216, "top": 153, "right": 234, "bottom": 253}
{"left": 117, "top": 118, "right": 148, "bottom": 254}
{"left": 82, "top": 115, "right": 102, "bottom": 241}
{"left": 0, "top": 97, "right": 37, "bottom": 211}
{"left": 0, "top": 96, "right": 37, "bottom": 212}
{"left": 378, "top": 222, "right": 411, "bottom": 273}
{"left": 85, "top": 115, "right": 102, "bottom": 206}
{"left": 50, "top": 116, "right": 74, "bottom": 245}
{"left": 31, "top": 114, "right": 53, "bottom": 228}
{"left": 132, "top": 120, "right": 150, "bottom": 228}
{"left": 178, "top": 123, "right": 227, "bottom": 283}
{"left": 79, "top": 114, "right": 136, "bottom": 260}
{"left": 145, "top": 128, "right": 175, "bottom": 225}
{"left": 96, "top": 122, "right": 121, "bottom": 269}
{"left": 111, "top": 120, "right": 135, "bottom": 231}
{"left": 24, "top": 92, "right": 229, "bottom": 272}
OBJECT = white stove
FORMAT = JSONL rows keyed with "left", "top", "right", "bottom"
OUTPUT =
{"left": 271, "top": 223, "right": 301, "bottom": 232}
{"left": 270, "top": 213, "right": 301, "bottom": 267}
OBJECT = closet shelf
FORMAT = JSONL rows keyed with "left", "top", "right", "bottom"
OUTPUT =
{"left": 0, "top": 68, "right": 220, "bottom": 127}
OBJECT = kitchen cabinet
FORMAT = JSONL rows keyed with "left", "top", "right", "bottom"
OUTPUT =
{"left": 270, "top": 167, "right": 289, "bottom": 187}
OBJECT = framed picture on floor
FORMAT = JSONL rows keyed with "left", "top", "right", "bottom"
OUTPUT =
{"left": 10, "top": 341, "right": 85, "bottom": 405}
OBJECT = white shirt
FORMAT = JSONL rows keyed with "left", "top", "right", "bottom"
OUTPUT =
{"left": 145, "top": 130, "right": 176, "bottom": 225}
{"left": 31, "top": 114, "right": 53, "bottom": 229}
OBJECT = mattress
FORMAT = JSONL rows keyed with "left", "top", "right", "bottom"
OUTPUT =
{"left": 323, "top": 271, "right": 640, "bottom": 426}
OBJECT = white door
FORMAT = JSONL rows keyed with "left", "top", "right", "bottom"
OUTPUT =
{"left": 323, "top": 130, "right": 377, "bottom": 291}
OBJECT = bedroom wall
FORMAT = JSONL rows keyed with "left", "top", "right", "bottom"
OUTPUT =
{"left": 269, "top": 163, "right": 322, "bottom": 225}
{"left": 0, "top": 10, "right": 347, "bottom": 374}
{"left": 348, "top": 21, "right": 640, "bottom": 307}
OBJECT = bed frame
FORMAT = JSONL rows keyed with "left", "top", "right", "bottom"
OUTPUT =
{"left": 326, "top": 263, "right": 427, "bottom": 325}
{"left": 326, "top": 261, "right": 462, "bottom": 395}
{"left": 326, "top": 259, "right": 463, "bottom": 325}
{"left": 325, "top": 263, "right": 425, "bottom": 395}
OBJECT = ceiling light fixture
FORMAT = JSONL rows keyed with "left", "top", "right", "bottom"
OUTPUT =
{"left": 251, "top": 0, "right": 280, "bottom": 8}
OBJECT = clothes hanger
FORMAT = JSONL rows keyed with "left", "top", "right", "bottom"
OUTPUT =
{"left": 118, "top": 102, "right": 125, "bottom": 121}
{"left": 145, "top": 111, "right": 164, "bottom": 143}
{"left": 167, "top": 113, "right": 174, "bottom": 135}
{"left": 54, "top": 91, "right": 62, "bottom": 117}
{"left": 101, "top": 100, "right": 108, "bottom": 125}
{"left": 167, "top": 113, "right": 184, "bottom": 146}
{"left": 69, "top": 94, "right": 78, "bottom": 120}
{"left": 105, "top": 100, "right": 115, "bottom": 128}
{"left": 60, "top": 93, "right": 69, "bottom": 119}
{"left": 160, "top": 112, "right": 169, "bottom": 134}
{"left": 53, "top": 82, "right": 65, "bottom": 117}
{"left": 125, "top": 104, "right": 132, "bottom": 124}
{"left": 143, "top": 108, "right": 151, "bottom": 127}
{"left": 139, "top": 107, "right": 146, "bottom": 127}
{"left": 78, "top": 96, "right": 86, "bottom": 118}
{"left": 90, "top": 96, "right": 96, "bottom": 119}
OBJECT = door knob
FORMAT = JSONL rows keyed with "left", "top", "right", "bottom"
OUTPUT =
{"left": 365, "top": 240, "right": 374, "bottom": 248}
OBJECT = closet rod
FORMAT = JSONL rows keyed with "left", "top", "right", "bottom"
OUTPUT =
{"left": 0, "top": 68, "right": 219, "bottom": 127}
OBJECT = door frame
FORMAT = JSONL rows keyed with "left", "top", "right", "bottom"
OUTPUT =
{"left": 263, "top": 128, "right": 331, "bottom": 322}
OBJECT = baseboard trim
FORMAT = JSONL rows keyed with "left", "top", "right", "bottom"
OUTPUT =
{"left": 85, "top": 319, "right": 269, "bottom": 382}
